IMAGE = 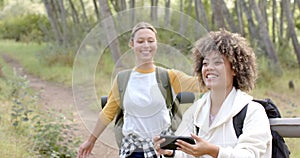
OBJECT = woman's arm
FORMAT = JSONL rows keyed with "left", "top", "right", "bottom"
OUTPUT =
{"left": 168, "top": 69, "right": 202, "bottom": 94}
{"left": 77, "top": 118, "right": 107, "bottom": 158}
{"left": 78, "top": 78, "right": 120, "bottom": 158}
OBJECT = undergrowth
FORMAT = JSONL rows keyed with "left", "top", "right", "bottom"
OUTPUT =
{"left": 0, "top": 67, "right": 79, "bottom": 157}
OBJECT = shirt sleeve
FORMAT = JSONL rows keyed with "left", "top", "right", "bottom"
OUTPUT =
{"left": 99, "top": 77, "right": 120, "bottom": 126}
{"left": 168, "top": 69, "right": 202, "bottom": 94}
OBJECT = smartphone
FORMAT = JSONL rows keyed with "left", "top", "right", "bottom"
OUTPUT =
{"left": 160, "top": 135, "right": 195, "bottom": 150}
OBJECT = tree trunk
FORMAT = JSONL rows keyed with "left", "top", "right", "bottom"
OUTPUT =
{"left": 235, "top": 0, "right": 245, "bottom": 35}
{"left": 195, "top": 0, "right": 209, "bottom": 30}
{"left": 120, "top": 0, "right": 126, "bottom": 10}
{"left": 151, "top": 0, "right": 158, "bottom": 24}
{"left": 110, "top": 0, "right": 120, "bottom": 11}
{"left": 241, "top": 1, "right": 258, "bottom": 41}
{"left": 292, "top": 0, "right": 296, "bottom": 17}
{"left": 220, "top": 0, "right": 238, "bottom": 33}
{"left": 79, "top": 0, "right": 89, "bottom": 27}
{"left": 194, "top": 0, "right": 200, "bottom": 23}
{"left": 111, "top": 0, "right": 126, "bottom": 11}
{"left": 179, "top": 0, "right": 185, "bottom": 34}
{"left": 43, "top": 0, "right": 62, "bottom": 45}
{"left": 282, "top": 0, "right": 300, "bottom": 67}
{"left": 57, "top": 0, "right": 68, "bottom": 48}
{"left": 272, "top": 0, "right": 276, "bottom": 42}
{"left": 279, "top": 1, "right": 284, "bottom": 38}
{"left": 51, "top": 1, "right": 60, "bottom": 22}
{"left": 69, "top": 0, "right": 80, "bottom": 24}
{"left": 164, "top": 0, "right": 171, "bottom": 27}
{"left": 98, "top": 0, "right": 122, "bottom": 64}
{"left": 210, "top": 0, "right": 226, "bottom": 29}
{"left": 259, "top": 0, "right": 268, "bottom": 30}
{"left": 250, "top": 0, "right": 279, "bottom": 65}
{"left": 129, "top": 0, "right": 135, "bottom": 25}
{"left": 187, "top": 0, "right": 192, "bottom": 16}
{"left": 93, "top": 0, "right": 100, "bottom": 22}
{"left": 297, "top": 0, "right": 300, "bottom": 9}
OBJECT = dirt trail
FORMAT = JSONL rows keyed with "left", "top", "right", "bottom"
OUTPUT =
{"left": 2, "top": 54, "right": 119, "bottom": 158}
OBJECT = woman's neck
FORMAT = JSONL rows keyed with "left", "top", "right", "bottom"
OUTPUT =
{"left": 135, "top": 61, "right": 155, "bottom": 70}
{"left": 209, "top": 86, "right": 233, "bottom": 115}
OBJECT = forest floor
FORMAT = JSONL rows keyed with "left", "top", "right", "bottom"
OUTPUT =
{"left": 2, "top": 54, "right": 119, "bottom": 158}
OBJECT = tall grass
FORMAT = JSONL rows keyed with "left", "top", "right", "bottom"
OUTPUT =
{"left": 0, "top": 40, "right": 73, "bottom": 86}
{"left": 0, "top": 100, "right": 37, "bottom": 158}
{"left": 0, "top": 56, "right": 36, "bottom": 157}
{"left": 0, "top": 44, "right": 79, "bottom": 157}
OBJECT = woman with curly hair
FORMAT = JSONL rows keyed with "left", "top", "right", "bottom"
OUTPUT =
{"left": 154, "top": 29, "right": 272, "bottom": 158}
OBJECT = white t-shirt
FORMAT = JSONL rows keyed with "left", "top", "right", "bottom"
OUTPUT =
{"left": 122, "top": 70, "right": 171, "bottom": 138}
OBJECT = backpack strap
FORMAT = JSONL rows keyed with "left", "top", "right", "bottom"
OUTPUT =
{"left": 157, "top": 67, "right": 184, "bottom": 132}
{"left": 156, "top": 67, "right": 173, "bottom": 111}
{"left": 115, "top": 69, "right": 132, "bottom": 123}
{"left": 195, "top": 126, "right": 200, "bottom": 135}
{"left": 117, "top": 69, "right": 132, "bottom": 109}
{"left": 233, "top": 104, "right": 248, "bottom": 138}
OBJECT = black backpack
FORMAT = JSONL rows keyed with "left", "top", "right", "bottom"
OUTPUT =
{"left": 233, "top": 98, "right": 290, "bottom": 158}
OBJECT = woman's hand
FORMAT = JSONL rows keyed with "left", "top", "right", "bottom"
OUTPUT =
{"left": 77, "top": 140, "right": 95, "bottom": 158}
{"left": 176, "top": 133, "right": 219, "bottom": 158}
{"left": 77, "top": 120, "right": 105, "bottom": 158}
{"left": 153, "top": 136, "right": 174, "bottom": 157}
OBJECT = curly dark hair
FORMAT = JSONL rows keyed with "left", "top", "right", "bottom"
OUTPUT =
{"left": 193, "top": 29, "right": 257, "bottom": 92}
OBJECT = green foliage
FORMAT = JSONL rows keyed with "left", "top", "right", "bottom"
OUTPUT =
{"left": 0, "top": 64, "right": 79, "bottom": 158}
{"left": 116, "top": 31, "right": 131, "bottom": 53}
{"left": 38, "top": 44, "right": 75, "bottom": 67}
{"left": 0, "top": 127, "right": 36, "bottom": 158}
{"left": 0, "top": 70, "right": 35, "bottom": 157}
{"left": 276, "top": 38, "right": 299, "bottom": 69}
{"left": 30, "top": 110, "right": 80, "bottom": 158}
{"left": 0, "top": 14, "right": 50, "bottom": 43}
{"left": 0, "top": 40, "right": 73, "bottom": 85}
{"left": 256, "top": 56, "right": 282, "bottom": 88}
{"left": 157, "top": 29, "right": 193, "bottom": 55}
{"left": 8, "top": 71, "right": 34, "bottom": 133}
{"left": 0, "top": 70, "right": 32, "bottom": 143}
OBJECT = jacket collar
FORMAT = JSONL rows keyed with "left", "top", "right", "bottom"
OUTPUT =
{"left": 193, "top": 87, "right": 253, "bottom": 132}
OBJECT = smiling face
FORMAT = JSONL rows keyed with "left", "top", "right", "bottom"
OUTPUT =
{"left": 193, "top": 29, "right": 257, "bottom": 92}
{"left": 129, "top": 28, "right": 157, "bottom": 67}
{"left": 201, "top": 51, "right": 235, "bottom": 91}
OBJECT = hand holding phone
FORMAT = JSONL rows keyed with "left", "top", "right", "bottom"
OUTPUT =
{"left": 160, "top": 135, "right": 195, "bottom": 150}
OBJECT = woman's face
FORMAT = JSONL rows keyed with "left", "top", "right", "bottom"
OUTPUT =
{"left": 201, "top": 52, "right": 235, "bottom": 91}
{"left": 130, "top": 28, "right": 157, "bottom": 66}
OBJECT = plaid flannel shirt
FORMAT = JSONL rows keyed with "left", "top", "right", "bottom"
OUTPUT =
{"left": 119, "top": 128, "right": 174, "bottom": 158}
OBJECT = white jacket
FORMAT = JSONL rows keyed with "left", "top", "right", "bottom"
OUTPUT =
{"left": 175, "top": 88, "right": 272, "bottom": 158}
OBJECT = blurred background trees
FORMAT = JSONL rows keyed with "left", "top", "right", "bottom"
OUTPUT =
{"left": 0, "top": 0, "right": 299, "bottom": 70}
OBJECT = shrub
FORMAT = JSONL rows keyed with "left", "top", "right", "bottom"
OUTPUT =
{"left": 0, "top": 14, "right": 50, "bottom": 43}
{"left": 38, "top": 45, "right": 75, "bottom": 67}
{"left": 4, "top": 70, "right": 79, "bottom": 158}
{"left": 30, "top": 110, "right": 80, "bottom": 158}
